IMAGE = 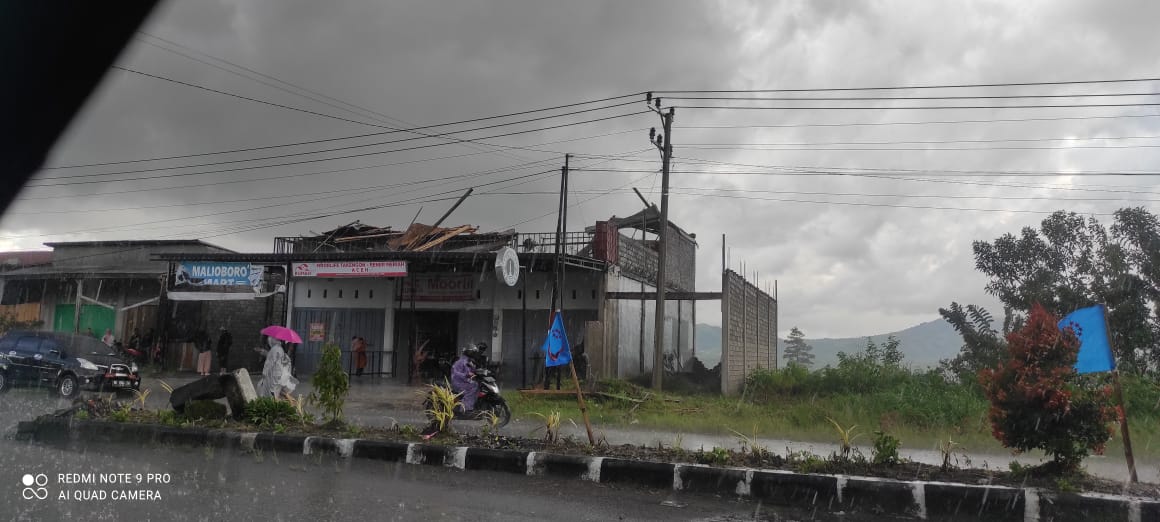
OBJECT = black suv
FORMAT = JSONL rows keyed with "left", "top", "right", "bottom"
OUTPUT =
{"left": 0, "top": 330, "right": 141, "bottom": 397}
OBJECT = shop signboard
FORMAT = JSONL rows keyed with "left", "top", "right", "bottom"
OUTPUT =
{"left": 175, "top": 262, "right": 263, "bottom": 288}
{"left": 400, "top": 273, "right": 477, "bottom": 302}
{"left": 308, "top": 322, "right": 326, "bottom": 342}
{"left": 293, "top": 261, "right": 408, "bottom": 278}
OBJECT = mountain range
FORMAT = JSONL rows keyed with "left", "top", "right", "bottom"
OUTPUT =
{"left": 693, "top": 318, "right": 964, "bottom": 370}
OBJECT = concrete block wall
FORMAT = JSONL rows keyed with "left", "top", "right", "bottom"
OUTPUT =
{"left": 721, "top": 270, "right": 778, "bottom": 395}
{"left": 616, "top": 225, "right": 696, "bottom": 292}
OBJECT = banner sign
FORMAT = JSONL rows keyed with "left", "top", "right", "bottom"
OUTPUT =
{"left": 293, "top": 261, "right": 408, "bottom": 278}
{"left": 308, "top": 322, "right": 326, "bottom": 342}
{"left": 175, "top": 262, "right": 263, "bottom": 288}
{"left": 400, "top": 273, "right": 477, "bottom": 302}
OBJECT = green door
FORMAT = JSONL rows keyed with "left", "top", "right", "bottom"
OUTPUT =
{"left": 54, "top": 304, "right": 116, "bottom": 338}
{"left": 53, "top": 305, "right": 74, "bottom": 333}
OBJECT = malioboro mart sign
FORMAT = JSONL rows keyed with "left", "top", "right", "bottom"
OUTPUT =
{"left": 292, "top": 261, "right": 408, "bottom": 278}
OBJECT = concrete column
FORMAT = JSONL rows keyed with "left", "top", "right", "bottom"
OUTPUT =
{"left": 73, "top": 279, "right": 83, "bottom": 334}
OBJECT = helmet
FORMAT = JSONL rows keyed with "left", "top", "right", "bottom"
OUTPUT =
{"left": 463, "top": 346, "right": 481, "bottom": 359}
{"left": 474, "top": 342, "right": 488, "bottom": 353}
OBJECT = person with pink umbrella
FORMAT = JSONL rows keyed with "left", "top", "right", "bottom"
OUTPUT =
{"left": 255, "top": 325, "right": 301, "bottom": 399}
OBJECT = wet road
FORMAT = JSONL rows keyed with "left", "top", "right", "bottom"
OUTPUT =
{"left": 4, "top": 374, "right": 1158, "bottom": 486}
{"left": 0, "top": 386, "right": 876, "bottom": 521}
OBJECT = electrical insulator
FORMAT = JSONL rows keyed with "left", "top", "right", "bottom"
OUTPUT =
{"left": 649, "top": 127, "right": 656, "bottom": 140}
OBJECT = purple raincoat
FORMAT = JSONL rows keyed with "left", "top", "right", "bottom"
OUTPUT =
{"left": 451, "top": 355, "right": 479, "bottom": 411}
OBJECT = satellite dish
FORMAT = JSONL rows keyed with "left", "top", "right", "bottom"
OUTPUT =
{"left": 495, "top": 247, "right": 520, "bottom": 287}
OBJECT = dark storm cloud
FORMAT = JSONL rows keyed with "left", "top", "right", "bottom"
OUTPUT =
{"left": 4, "top": 0, "right": 1160, "bottom": 337}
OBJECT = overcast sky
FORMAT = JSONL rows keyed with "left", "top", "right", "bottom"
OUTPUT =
{"left": 5, "top": 0, "right": 1160, "bottom": 338}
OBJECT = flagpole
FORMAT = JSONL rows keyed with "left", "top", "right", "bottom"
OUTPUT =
{"left": 1102, "top": 305, "right": 1138, "bottom": 483}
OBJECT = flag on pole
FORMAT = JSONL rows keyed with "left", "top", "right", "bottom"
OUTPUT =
{"left": 1058, "top": 304, "right": 1116, "bottom": 374}
{"left": 541, "top": 311, "right": 571, "bottom": 368}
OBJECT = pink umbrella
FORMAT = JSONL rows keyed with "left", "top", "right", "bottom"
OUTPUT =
{"left": 260, "top": 325, "right": 303, "bottom": 344}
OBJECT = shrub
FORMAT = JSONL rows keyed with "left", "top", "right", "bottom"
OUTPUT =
{"left": 979, "top": 304, "right": 1117, "bottom": 471}
{"left": 310, "top": 343, "right": 350, "bottom": 424}
{"left": 871, "top": 431, "right": 901, "bottom": 466}
{"left": 246, "top": 397, "right": 299, "bottom": 428}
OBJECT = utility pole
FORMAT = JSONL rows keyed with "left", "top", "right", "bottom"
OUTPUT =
{"left": 648, "top": 93, "right": 674, "bottom": 390}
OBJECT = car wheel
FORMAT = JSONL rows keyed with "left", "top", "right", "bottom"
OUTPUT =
{"left": 0, "top": 371, "right": 9, "bottom": 393}
{"left": 57, "top": 374, "right": 79, "bottom": 398}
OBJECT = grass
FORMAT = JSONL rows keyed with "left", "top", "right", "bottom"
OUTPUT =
{"left": 509, "top": 373, "right": 1160, "bottom": 459}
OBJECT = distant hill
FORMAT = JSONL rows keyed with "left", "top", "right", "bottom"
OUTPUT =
{"left": 693, "top": 319, "right": 962, "bottom": 370}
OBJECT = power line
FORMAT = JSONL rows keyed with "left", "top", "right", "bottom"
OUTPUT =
{"left": 573, "top": 168, "right": 1160, "bottom": 178}
{"left": 27, "top": 111, "right": 648, "bottom": 188}
{"left": 652, "top": 76, "right": 1160, "bottom": 93}
{"left": 16, "top": 136, "right": 645, "bottom": 203}
{"left": 34, "top": 102, "right": 642, "bottom": 182}
{"left": 134, "top": 33, "right": 532, "bottom": 165}
{"left": 667, "top": 92, "right": 1160, "bottom": 101}
{"left": 135, "top": 32, "right": 418, "bottom": 129}
{"left": 110, "top": 65, "right": 395, "bottom": 129}
{"left": 676, "top": 113, "right": 1160, "bottom": 130}
{"left": 680, "top": 143, "right": 1160, "bottom": 152}
{"left": 45, "top": 82, "right": 641, "bottom": 171}
{"left": 681, "top": 134, "right": 1160, "bottom": 147}
{"left": 661, "top": 186, "right": 1160, "bottom": 203}
{"left": 664, "top": 190, "right": 1119, "bottom": 215}
{"left": 662, "top": 155, "right": 1160, "bottom": 195}
{"left": 674, "top": 102, "right": 1160, "bottom": 111}
{"left": 18, "top": 166, "right": 562, "bottom": 241}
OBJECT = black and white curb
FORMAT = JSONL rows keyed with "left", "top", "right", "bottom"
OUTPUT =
{"left": 16, "top": 418, "right": 1158, "bottom": 521}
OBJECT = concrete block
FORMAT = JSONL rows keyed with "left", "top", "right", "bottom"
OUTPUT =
{"left": 924, "top": 483, "right": 1024, "bottom": 521}
{"left": 676, "top": 465, "right": 748, "bottom": 495}
{"left": 599, "top": 458, "right": 674, "bottom": 490}
{"left": 169, "top": 376, "right": 225, "bottom": 413}
{"left": 1039, "top": 492, "right": 1130, "bottom": 521}
{"left": 749, "top": 470, "right": 838, "bottom": 508}
{"left": 351, "top": 440, "right": 408, "bottom": 462}
{"left": 465, "top": 448, "right": 528, "bottom": 474}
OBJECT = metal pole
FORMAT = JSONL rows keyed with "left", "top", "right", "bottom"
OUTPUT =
{"left": 652, "top": 107, "right": 674, "bottom": 390}
{"left": 1102, "top": 306, "right": 1138, "bottom": 483}
{"left": 521, "top": 266, "right": 527, "bottom": 388}
{"left": 560, "top": 154, "right": 569, "bottom": 315}
{"left": 430, "top": 188, "right": 473, "bottom": 230}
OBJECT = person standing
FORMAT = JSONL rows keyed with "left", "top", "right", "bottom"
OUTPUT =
{"left": 353, "top": 336, "right": 367, "bottom": 377}
{"left": 195, "top": 328, "right": 212, "bottom": 376}
{"left": 256, "top": 336, "right": 298, "bottom": 399}
{"left": 101, "top": 328, "right": 114, "bottom": 347}
{"left": 216, "top": 327, "right": 233, "bottom": 375}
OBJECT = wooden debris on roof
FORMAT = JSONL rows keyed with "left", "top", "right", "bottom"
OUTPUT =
{"left": 413, "top": 224, "right": 477, "bottom": 252}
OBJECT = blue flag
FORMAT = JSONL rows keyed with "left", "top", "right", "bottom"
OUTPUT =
{"left": 1058, "top": 305, "right": 1116, "bottom": 374}
{"left": 540, "top": 312, "right": 571, "bottom": 368}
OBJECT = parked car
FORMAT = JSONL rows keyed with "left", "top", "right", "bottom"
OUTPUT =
{"left": 0, "top": 330, "right": 140, "bottom": 397}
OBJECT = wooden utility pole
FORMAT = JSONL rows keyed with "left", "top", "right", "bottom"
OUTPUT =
{"left": 648, "top": 93, "right": 675, "bottom": 391}
{"left": 1102, "top": 309, "right": 1138, "bottom": 483}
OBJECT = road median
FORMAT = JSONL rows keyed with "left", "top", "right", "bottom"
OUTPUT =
{"left": 14, "top": 417, "right": 1157, "bottom": 521}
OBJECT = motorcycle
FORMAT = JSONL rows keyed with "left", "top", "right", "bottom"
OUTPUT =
{"left": 424, "top": 367, "right": 511, "bottom": 429}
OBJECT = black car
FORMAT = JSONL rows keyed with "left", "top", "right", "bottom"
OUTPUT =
{"left": 0, "top": 330, "right": 141, "bottom": 398}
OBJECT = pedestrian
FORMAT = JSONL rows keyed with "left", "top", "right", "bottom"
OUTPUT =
{"left": 544, "top": 363, "right": 562, "bottom": 390}
{"left": 195, "top": 328, "right": 212, "bottom": 376}
{"left": 101, "top": 328, "right": 115, "bottom": 348}
{"left": 217, "top": 326, "right": 233, "bottom": 375}
{"left": 284, "top": 342, "right": 297, "bottom": 377}
{"left": 353, "top": 336, "right": 367, "bottom": 376}
{"left": 256, "top": 336, "right": 298, "bottom": 399}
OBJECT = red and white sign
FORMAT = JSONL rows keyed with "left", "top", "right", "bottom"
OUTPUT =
{"left": 293, "top": 261, "right": 408, "bottom": 278}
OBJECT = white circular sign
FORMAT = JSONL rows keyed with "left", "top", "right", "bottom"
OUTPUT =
{"left": 495, "top": 247, "right": 520, "bottom": 287}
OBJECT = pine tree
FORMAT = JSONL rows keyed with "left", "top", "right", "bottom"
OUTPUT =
{"left": 782, "top": 326, "right": 814, "bottom": 368}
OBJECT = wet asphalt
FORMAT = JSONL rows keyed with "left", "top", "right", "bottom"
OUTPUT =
{"left": 0, "top": 382, "right": 875, "bottom": 521}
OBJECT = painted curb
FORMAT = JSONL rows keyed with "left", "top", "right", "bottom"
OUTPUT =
{"left": 15, "top": 418, "right": 1158, "bottom": 522}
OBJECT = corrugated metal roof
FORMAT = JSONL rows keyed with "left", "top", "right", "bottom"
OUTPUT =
{"left": 43, "top": 239, "right": 234, "bottom": 251}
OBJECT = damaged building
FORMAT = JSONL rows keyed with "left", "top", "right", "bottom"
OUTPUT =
{"left": 155, "top": 209, "right": 703, "bottom": 388}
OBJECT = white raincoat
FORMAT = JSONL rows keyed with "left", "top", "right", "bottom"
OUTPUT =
{"left": 256, "top": 337, "right": 298, "bottom": 398}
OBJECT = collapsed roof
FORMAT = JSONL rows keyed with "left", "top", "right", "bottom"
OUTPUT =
{"left": 281, "top": 221, "right": 516, "bottom": 254}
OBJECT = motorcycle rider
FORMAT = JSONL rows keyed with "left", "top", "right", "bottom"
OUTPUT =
{"left": 451, "top": 345, "right": 483, "bottom": 412}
